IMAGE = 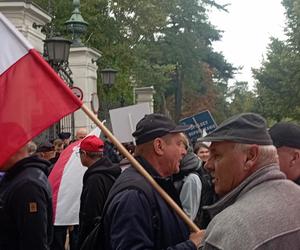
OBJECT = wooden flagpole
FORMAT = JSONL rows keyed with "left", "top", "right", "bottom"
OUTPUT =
{"left": 80, "top": 104, "right": 201, "bottom": 233}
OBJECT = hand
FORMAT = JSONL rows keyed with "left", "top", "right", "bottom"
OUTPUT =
{"left": 189, "top": 230, "right": 205, "bottom": 248}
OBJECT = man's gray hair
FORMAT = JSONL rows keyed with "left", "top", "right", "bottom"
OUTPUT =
{"left": 86, "top": 151, "right": 103, "bottom": 159}
{"left": 234, "top": 143, "right": 278, "bottom": 166}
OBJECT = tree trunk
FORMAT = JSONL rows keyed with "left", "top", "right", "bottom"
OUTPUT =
{"left": 174, "top": 65, "right": 183, "bottom": 122}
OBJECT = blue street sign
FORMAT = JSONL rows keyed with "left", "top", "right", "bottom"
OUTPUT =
{"left": 180, "top": 110, "right": 217, "bottom": 143}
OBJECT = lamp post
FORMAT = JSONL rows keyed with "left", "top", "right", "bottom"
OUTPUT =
{"left": 101, "top": 68, "right": 118, "bottom": 87}
{"left": 100, "top": 68, "right": 118, "bottom": 128}
{"left": 44, "top": 36, "right": 72, "bottom": 72}
{"left": 42, "top": 33, "right": 74, "bottom": 140}
{"left": 33, "top": 0, "right": 88, "bottom": 141}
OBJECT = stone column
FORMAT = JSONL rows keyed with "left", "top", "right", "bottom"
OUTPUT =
{"left": 134, "top": 86, "right": 155, "bottom": 113}
{"left": 0, "top": 1, "right": 50, "bottom": 53}
{"left": 69, "top": 46, "right": 101, "bottom": 132}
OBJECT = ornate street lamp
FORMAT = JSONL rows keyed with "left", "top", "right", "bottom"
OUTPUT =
{"left": 44, "top": 36, "right": 72, "bottom": 71}
{"left": 101, "top": 68, "right": 118, "bottom": 87}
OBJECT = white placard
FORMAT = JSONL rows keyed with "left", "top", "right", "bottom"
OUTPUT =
{"left": 109, "top": 103, "right": 152, "bottom": 143}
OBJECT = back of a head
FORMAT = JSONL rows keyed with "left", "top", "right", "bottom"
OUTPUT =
{"left": 80, "top": 135, "right": 104, "bottom": 155}
{"left": 76, "top": 127, "right": 88, "bottom": 140}
{"left": 269, "top": 122, "right": 300, "bottom": 181}
{"left": 269, "top": 122, "right": 300, "bottom": 149}
{"left": 36, "top": 142, "right": 54, "bottom": 153}
{"left": 79, "top": 136, "right": 105, "bottom": 167}
{"left": 53, "top": 138, "right": 63, "bottom": 147}
{"left": 179, "top": 148, "right": 201, "bottom": 173}
{"left": 27, "top": 141, "right": 37, "bottom": 155}
{"left": 1, "top": 122, "right": 29, "bottom": 169}
{"left": 58, "top": 132, "right": 71, "bottom": 140}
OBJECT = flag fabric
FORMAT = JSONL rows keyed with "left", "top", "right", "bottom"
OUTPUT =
{"left": 0, "top": 13, "right": 82, "bottom": 168}
{"left": 49, "top": 127, "right": 101, "bottom": 225}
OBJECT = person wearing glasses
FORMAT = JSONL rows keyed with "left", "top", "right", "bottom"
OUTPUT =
{"left": 77, "top": 135, "right": 121, "bottom": 249}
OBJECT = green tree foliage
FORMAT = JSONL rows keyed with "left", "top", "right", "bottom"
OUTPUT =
{"left": 253, "top": 0, "right": 300, "bottom": 122}
{"left": 34, "top": 0, "right": 235, "bottom": 122}
{"left": 134, "top": 0, "right": 235, "bottom": 121}
{"left": 253, "top": 38, "right": 294, "bottom": 121}
{"left": 227, "top": 81, "right": 256, "bottom": 115}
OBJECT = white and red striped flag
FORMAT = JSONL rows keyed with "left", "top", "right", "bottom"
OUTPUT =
{"left": 49, "top": 127, "right": 101, "bottom": 225}
{"left": 0, "top": 13, "right": 82, "bottom": 168}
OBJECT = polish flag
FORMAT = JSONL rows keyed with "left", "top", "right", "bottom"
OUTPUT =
{"left": 49, "top": 127, "right": 101, "bottom": 225}
{"left": 0, "top": 13, "right": 82, "bottom": 168}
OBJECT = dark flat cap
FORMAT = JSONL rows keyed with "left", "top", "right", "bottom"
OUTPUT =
{"left": 36, "top": 142, "right": 54, "bottom": 152}
{"left": 269, "top": 122, "right": 300, "bottom": 149}
{"left": 132, "top": 113, "right": 190, "bottom": 145}
{"left": 198, "top": 113, "right": 273, "bottom": 145}
{"left": 58, "top": 132, "right": 71, "bottom": 140}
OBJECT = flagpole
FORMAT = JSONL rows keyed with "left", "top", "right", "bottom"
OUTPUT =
{"left": 80, "top": 103, "right": 201, "bottom": 233}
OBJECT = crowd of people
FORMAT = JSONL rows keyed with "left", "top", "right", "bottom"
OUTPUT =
{"left": 0, "top": 112, "right": 300, "bottom": 250}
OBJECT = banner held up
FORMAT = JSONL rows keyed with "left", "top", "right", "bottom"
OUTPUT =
{"left": 0, "top": 13, "right": 82, "bottom": 167}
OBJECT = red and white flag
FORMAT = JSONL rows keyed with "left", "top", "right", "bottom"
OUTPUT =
{"left": 49, "top": 127, "right": 101, "bottom": 225}
{"left": 0, "top": 13, "right": 82, "bottom": 168}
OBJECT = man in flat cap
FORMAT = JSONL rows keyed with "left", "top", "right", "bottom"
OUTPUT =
{"left": 269, "top": 122, "right": 300, "bottom": 185}
{"left": 102, "top": 113, "right": 204, "bottom": 249}
{"left": 198, "top": 113, "right": 300, "bottom": 249}
{"left": 36, "top": 142, "right": 55, "bottom": 161}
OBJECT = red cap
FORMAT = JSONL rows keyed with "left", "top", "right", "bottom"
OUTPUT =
{"left": 80, "top": 135, "right": 104, "bottom": 152}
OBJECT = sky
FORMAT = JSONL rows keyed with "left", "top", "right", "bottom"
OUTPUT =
{"left": 208, "top": 0, "right": 287, "bottom": 88}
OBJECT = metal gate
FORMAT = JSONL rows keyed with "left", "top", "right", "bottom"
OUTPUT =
{"left": 34, "top": 62, "right": 74, "bottom": 144}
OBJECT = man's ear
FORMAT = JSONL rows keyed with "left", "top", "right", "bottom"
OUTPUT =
{"left": 244, "top": 145, "right": 259, "bottom": 171}
{"left": 153, "top": 138, "right": 165, "bottom": 156}
{"left": 290, "top": 150, "right": 300, "bottom": 168}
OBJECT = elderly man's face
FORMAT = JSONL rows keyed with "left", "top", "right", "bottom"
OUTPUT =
{"left": 206, "top": 141, "right": 248, "bottom": 197}
{"left": 160, "top": 133, "right": 187, "bottom": 176}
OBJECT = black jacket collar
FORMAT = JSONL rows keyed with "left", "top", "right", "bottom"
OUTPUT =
{"left": 4, "top": 156, "right": 51, "bottom": 180}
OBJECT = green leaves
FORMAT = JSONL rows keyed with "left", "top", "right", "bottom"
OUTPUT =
{"left": 34, "top": 0, "right": 234, "bottom": 122}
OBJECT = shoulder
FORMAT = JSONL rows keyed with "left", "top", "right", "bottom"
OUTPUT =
{"left": 107, "top": 188, "right": 153, "bottom": 217}
{"left": 182, "top": 173, "right": 202, "bottom": 188}
{"left": 7, "top": 166, "right": 49, "bottom": 190}
{"left": 186, "top": 172, "right": 202, "bottom": 183}
{"left": 203, "top": 207, "right": 253, "bottom": 249}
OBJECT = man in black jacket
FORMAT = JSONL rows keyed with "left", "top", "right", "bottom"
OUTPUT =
{"left": 77, "top": 135, "right": 121, "bottom": 249}
{"left": 103, "top": 114, "right": 204, "bottom": 250}
{"left": 0, "top": 142, "right": 53, "bottom": 250}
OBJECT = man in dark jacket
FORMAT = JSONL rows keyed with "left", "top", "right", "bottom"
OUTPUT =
{"left": 0, "top": 143, "right": 53, "bottom": 250}
{"left": 103, "top": 113, "right": 204, "bottom": 249}
{"left": 269, "top": 122, "right": 300, "bottom": 185}
{"left": 77, "top": 135, "right": 121, "bottom": 249}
